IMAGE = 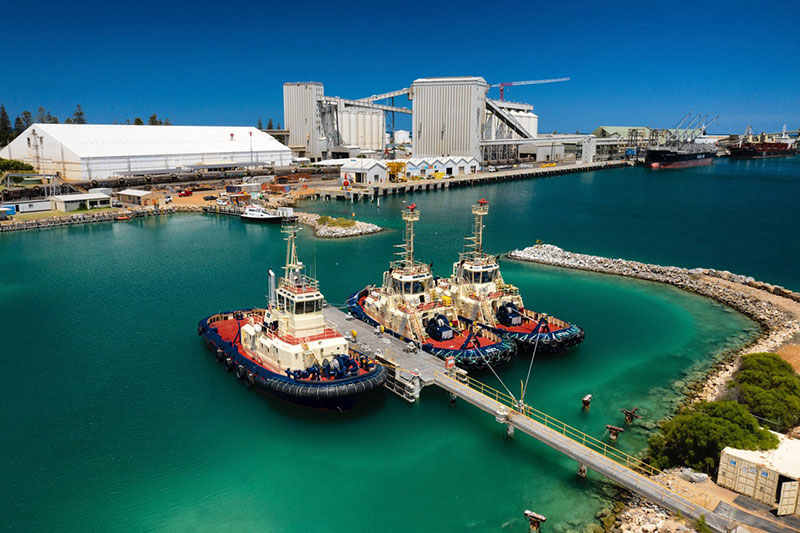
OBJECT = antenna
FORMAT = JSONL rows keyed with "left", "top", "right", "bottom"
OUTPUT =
{"left": 394, "top": 204, "right": 420, "bottom": 267}
{"left": 464, "top": 199, "right": 489, "bottom": 258}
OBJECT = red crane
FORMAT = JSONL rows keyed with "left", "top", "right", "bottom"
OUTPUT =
{"left": 490, "top": 77, "right": 570, "bottom": 101}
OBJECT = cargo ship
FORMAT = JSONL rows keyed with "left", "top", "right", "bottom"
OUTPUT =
{"left": 729, "top": 126, "right": 796, "bottom": 159}
{"left": 448, "top": 199, "right": 584, "bottom": 352}
{"left": 645, "top": 113, "right": 718, "bottom": 169}
{"left": 347, "top": 204, "right": 516, "bottom": 370}
{"left": 198, "top": 220, "right": 386, "bottom": 411}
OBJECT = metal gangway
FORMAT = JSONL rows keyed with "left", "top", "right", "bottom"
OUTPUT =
{"left": 433, "top": 369, "right": 735, "bottom": 532}
{"left": 323, "top": 306, "right": 734, "bottom": 531}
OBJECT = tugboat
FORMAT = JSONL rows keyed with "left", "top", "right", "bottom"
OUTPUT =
{"left": 197, "top": 220, "right": 387, "bottom": 411}
{"left": 449, "top": 199, "right": 584, "bottom": 352}
{"left": 347, "top": 204, "right": 516, "bottom": 370}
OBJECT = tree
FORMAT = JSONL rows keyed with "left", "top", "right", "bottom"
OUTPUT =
{"left": 163, "top": 118, "right": 172, "bottom": 126}
{"left": 0, "top": 105, "right": 11, "bottom": 145}
{"left": 72, "top": 105, "right": 86, "bottom": 124}
{"left": 133, "top": 117, "right": 144, "bottom": 125}
{"left": 276, "top": 122, "right": 281, "bottom": 129}
{"left": 45, "top": 112, "right": 58, "bottom": 124}
{"left": 14, "top": 117, "right": 24, "bottom": 134}
{"left": 267, "top": 118, "right": 273, "bottom": 129}
{"left": 64, "top": 118, "right": 74, "bottom": 124}
{"left": 125, "top": 119, "right": 131, "bottom": 125}
{"left": 257, "top": 117, "right": 263, "bottom": 130}
{"left": 36, "top": 107, "right": 47, "bottom": 124}
{"left": 20, "top": 110, "right": 33, "bottom": 128}
{"left": 731, "top": 353, "right": 800, "bottom": 431}
{"left": 148, "top": 114, "right": 162, "bottom": 125}
{"left": 647, "top": 401, "right": 778, "bottom": 472}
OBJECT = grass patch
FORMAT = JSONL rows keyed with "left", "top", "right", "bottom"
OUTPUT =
{"left": 317, "top": 215, "right": 355, "bottom": 228}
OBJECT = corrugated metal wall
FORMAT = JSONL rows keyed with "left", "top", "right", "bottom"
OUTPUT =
{"left": 411, "top": 79, "right": 486, "bottom": 159}
{"left": 718, "top": 451, "right": 780, "bottom": 505}
{"left": 283, "top": 83, "right": 324, "bottom": 159}
{"left": 339, "top": 109, "right": 385, "bottom": 151}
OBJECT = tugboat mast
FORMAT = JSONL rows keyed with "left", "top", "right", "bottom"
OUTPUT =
{"left": 395, "top": 203, "right": 420, "bottom": 268}
{"left": 282, "top": 218, "right": 302, "bottom": 282}
{"left": 464, "top": 198, "right": 489, "bottom": 260}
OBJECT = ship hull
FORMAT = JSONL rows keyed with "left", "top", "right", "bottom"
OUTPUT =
{"left": 645, "top": 149, "right": 715, "bottom": 169}
{"left": 466, "top": 318, "right": 585, "bottom": 352}
{"left": 729, "top": 147, "right": 795, "bottom": 159}
{"left": 198, "top": 310, "right": 387, "bottom": 411}
{"left": 346, "top": 290, "right": 516, "bottom": 371}
{"left": 240, "top": 215, "right": 283, "bottom": 224}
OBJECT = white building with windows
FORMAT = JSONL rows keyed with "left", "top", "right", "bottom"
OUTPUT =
{"left": 340, "top": 159, "right": 387, "bottom": 184}
{"left": 0, "top": 124, "right": 292, "bottom": 181}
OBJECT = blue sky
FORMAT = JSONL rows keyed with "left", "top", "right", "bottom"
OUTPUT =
{"left": 1, "top": 0, "right": 798, "bottom": 134}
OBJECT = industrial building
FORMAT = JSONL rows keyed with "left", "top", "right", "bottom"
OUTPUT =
{"left": 718, "top": 434, "right": 800, "bottom": 516}
{"left": 339, "top": 156, "right": 481, "bottom": 183}
{"left": 117, "top": 189, "right": 158, "bottom": 206}
{"left": 50, "top": 192, "right": 112, "bottom": 212}
{"left": 283, "top": 76, "right": 595, "bottom": 164}
{"left": 0, "top": 124, "right": 292, "bottom": 181}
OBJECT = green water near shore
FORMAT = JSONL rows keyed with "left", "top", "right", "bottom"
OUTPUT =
{"left": 0, "top": 158, "right": 780, "bottom": 531}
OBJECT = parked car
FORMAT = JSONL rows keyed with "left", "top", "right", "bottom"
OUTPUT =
{"left": 164, "top": 195, "right": 173, "bottom": 203}
{"left": 216, "top": 199, "right": 228, "bottom": 206}
{"left": 112, "top": 200, "right": 122, "bottom": 207}
{"left": 178, "top": 190, "right": 193, "bottom": 197}
{"left": 203, "top": 195, "right": 217, "bottom": 201}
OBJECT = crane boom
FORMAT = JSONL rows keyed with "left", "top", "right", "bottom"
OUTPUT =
{"left": 490, "top": 77, "right": 570, "bottom": 101}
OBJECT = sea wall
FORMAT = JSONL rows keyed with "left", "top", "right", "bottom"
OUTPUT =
{"left": 0, "top": 205, "right": 383, "bottom": 239}
{"left": 508, "top": 244, "right": 800, "bottom": 401}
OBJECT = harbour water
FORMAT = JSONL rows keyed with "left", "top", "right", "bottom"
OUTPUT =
{"left": 2, "top": 157, "right": 796, "bottom": 531}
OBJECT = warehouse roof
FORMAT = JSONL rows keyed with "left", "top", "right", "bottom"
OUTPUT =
{"left": 118, "top": 189, "right": 153, "bottom": 197}
{"left": 51, "top": 193, "right": 111, "bottom": 201}
{"left": 340, "top": 159, "right": 386, "bottom": 171}
{"left": 16, "top": 124, "right": 289, "bottom": 158}
{"left": 723, "top": 433, "right": 800, "bottom": 479}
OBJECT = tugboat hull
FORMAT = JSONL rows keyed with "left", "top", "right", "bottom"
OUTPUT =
{"left": 346, "top": 291, "right": 516, "bottom": 371}
{"left": 198, "top": 309, "right": 387, "bottom": 411}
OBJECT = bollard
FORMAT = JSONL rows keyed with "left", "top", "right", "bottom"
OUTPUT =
{"left": 524, "top": 510, "right": 547, "bottom": 532}
{"left": 582, "top": 394, "right": 592, "bottom": 409}
{"left": 577, "top": 464, "right": 587, "bottom": 479}
{"left": 506, "top": 424, "right": 514, "bottom": 439}
{"left": 606, "top": 425, "right": 624, "bottom": 442}
{"left": 448, "top": 392, "right": 457, "bottom": 405}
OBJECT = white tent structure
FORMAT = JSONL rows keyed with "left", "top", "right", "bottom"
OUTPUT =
{"left": 0, "top": 124, "right": 292, "bottom": 181}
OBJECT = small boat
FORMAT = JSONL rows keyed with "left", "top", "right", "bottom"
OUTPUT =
{"left": 115, "top": 214, "right": 131, "bottom": 221}
{"left": 448, "top": 199, "right": 584, "bottom": 352}
{"left": 240, "top": 205, "right": 294, "bottom": 223}
{"left": 347, "top": 204, "right": 516, "bottom": 370}
{"left": 198, "top": 221, "right": 387, "bottom": 411}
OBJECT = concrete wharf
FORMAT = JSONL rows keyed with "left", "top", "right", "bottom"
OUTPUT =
{"left": 315, "top": 160, "right": 629, "bottom": 202}
{"left": 323, "top": 305, "right": 735, "bottom": 531}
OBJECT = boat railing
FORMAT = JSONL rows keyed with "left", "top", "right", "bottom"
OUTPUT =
{"left": 279, "top": 275, "right": 320, "bottom": 293}
{"left": 268, "top": 326, "right": 342, "bottom": 346}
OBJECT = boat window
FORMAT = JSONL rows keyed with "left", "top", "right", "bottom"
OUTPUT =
{"left": 412, "top": 281, "right": 425, "bottom": 294}
{"left": 278, "top": 294, "right": 287, "bottom": 312}
{"left": 293, "top": 299, "right": 304, "bottom": 314}
{"left": 392, "top": 278, "right": 402, "bottom": 293}
{"left": 480, "top": 270, "right": 495, "bottom": 283}
{"left": 303, "top": 300, "right": 319, "bottom": 313}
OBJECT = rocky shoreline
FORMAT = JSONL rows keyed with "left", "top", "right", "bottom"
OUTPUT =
{"left": 293, "top": 212, "right": 383, "bottom": 238}
{"left": 0, "top": 205, "right": 384, "bottom": 239}
{"left": 509, "top": 244, "right": 800, "bottom": 532}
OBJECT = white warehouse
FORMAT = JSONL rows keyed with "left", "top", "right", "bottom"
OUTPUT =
{"left": 0, "top": 124, "right": 292, "bottom": 181}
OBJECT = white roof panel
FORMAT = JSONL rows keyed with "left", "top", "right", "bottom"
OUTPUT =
{"left": 30, "top": 124, "right": 289, "bottom": 158}
{"left": 723, "top": 433, "right": 800, "bottom": 479}
{"left": 51, "top": 193, "right": 111, "bottom": 201}
{"left": 118, "top": 189, "right": 153, "bottom": 197}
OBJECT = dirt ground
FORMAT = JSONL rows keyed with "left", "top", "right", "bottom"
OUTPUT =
{"left": 777, "top": 345, "right": 800, "bottom": 374}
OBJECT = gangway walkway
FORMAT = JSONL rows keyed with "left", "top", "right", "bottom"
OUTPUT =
{"left": 323, "top": 305, "right": 736, "bottom": 531}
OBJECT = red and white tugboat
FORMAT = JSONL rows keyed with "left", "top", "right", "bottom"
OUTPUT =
{"left": 347, "top": 204, "right": 516, "bottom": 370}
{"left": 449, "top": 199, "right": 584, "bottom": 352}
{"left": 198, "top": 220, "right": 387, "bottom": 411}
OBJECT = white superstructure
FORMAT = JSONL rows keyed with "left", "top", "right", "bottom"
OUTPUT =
{"left": 0, "top": 124, "right": 291, "bottom": 181}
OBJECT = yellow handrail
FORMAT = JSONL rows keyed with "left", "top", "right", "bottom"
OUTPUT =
{"left": 436, "top": 370, "right": 712, "bottom": 511}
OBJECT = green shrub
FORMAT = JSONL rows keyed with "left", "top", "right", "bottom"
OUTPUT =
{"left": 647, "top": 401, "right": 778, "bottom": 472}
{"left": 0, "top": 157, "right": 35, "bottom": 172}
{"left": 317, "top": 215, "right": 354, "bottom": 228}
{"left": 731, "top": 353, "right": 800, "bottom": 431}
{"left": 317, "top": 215, "right": 332, "bottom": 225}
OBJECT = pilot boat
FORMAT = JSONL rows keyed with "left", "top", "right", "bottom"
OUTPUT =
{"left": 448, "top": 199, "right": 584, "bottom": 352}
{"left": 197, "top": 220, "right": 387, "bottom": 410}
{"left": 347, "top": 204, "right": 515, "bottom": 370}
{"left": 240, "top": 205, "right": 294, "bottom": 223}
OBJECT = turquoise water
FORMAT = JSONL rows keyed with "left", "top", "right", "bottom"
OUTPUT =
{"left": 0, "top": 158, "right": 780, "bottom": 532}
